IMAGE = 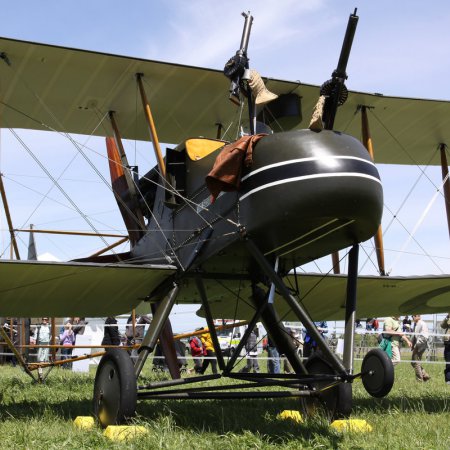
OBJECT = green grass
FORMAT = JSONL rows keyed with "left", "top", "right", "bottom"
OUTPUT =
{"left": 0, "top": 358, "right": 449, "bottom": 449}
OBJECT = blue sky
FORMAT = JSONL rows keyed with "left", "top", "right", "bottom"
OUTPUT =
{"left": 1, "top": 1, "right": 450, "bottom": 331}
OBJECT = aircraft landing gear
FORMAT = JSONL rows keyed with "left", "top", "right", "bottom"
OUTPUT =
{"left": 93, "top": 349, "right": 137, "bottom": 427}
{"left": 303, "top": 355, "right": 352, "bottom": 420}
{"left": 361, "top": 348, "right": 394, "bottom": 398}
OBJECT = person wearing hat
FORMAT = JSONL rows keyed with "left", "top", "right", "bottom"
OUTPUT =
{"left": 440, "top": 313, "right": 450, "bottom": 384}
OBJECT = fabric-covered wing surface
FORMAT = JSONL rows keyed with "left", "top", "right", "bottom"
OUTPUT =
{"left": 192, "top": 273, "right": 450, "bottom": 321}
{"left": 0, "top": 260, "right": 176, "bottom": 317}
{"left": 284, "top": 273, "right": 450, "bottom": 319}
{"left": 1, "top": 36, "right": 450, "bottom": 165}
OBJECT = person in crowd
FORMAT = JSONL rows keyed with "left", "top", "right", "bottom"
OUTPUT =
{"left": 410, "top": 314, "right": 430, "bottom": 381}
{"left": 189, "top": 330, "right": 204, "bottom": 374}
{"left": 292, "top": 328, "right": 304, "bottom": 358}
{"left": 134, "top": 315, "right": 151, "bottom": 347}
{"left": 282, "top": 328, "right": 303, "bottom": 373}
{"left": 241, "top": 327, "right": 259, "bottom": 373}
{"left": 35, "top": 317, "right": 51, "bottom": 364}
{"left": 383, "top": 316, "right": 412, "bottom": 366}
{"left": 72, "top": 317, "right": 87, "bottom": 341}
{"left": 125, "top": 314, "right": 152, "bottom": 358}
{"left": 402, "top": 315, "right": 412, "bottom": 332}
{"left": 59, "top": 321, "right": 75, "bottom": 369}
{"left": 282, "top": 328, "right": 294, "bottom": 374}
{"left": 2, "top": 318, "right": 19, "bottom": 366}
{"left": 266, "top": 334, "right": 280, "bottom": 374}
{"left": 152, "top": 343, "right": 167, "bottom": 371}
{"left": 372, "top": 318, "right": 379, "bottom": 331}
{"left": 303, "top": 321, "right": 328, "bottom": 358}
{"left": 101, "top": 316, "right": 121, "bottom": 347}
{"left": 175, "top": 339, "right": 188, "bottom": 372}
{"left": 200, "top": 329, "right": 217, "bottom": 374}
{"left": 125, "top": 314, "right": 135, "bottom": 349}
{"left": 440, "top": 312, "right": 450, "bottom": 384}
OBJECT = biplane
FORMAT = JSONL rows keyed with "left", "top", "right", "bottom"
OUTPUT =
{"left": 1, "top": 10, "right": 450, "bottom": 427}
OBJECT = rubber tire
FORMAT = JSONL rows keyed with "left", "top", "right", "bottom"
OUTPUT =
{"left": 303, "top": 355, "right": 352, "bottom": 421}
{"left": 93, "top": 349, "right": 137, "bottom": 428}
{"left": 361, "top": 348, "right": 394, "bottom": 398}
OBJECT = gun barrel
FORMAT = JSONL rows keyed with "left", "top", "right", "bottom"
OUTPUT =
{"left": 238, "top": 12, "right": 254, "bottom": 56}
{"left": 335, "top": 11, "right": 359, "bottom": 79}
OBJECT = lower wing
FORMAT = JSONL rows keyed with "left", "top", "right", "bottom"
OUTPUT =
{"left": 0, "top": 260, "right": 176, "bottom": 317}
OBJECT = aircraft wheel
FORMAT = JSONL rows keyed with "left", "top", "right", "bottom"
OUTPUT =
{"left": 93, "top": 349, "right": 137, "bottom": 428}
{"left": 361, "top": 348, "right": 394, "bottom": 398}
{"left": 302, "top": 355, "right": 352, "bottom": 421}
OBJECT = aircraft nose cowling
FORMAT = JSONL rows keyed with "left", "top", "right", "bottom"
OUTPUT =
{"left": 238, "top": 129, "right": 383, "bottom": 264}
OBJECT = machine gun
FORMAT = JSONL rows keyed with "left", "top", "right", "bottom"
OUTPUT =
{"left": 223, "top": 11, "right": 254, "bottom": 107}
{"left": 321, "top": 8, "right": 359, "bottom": 130}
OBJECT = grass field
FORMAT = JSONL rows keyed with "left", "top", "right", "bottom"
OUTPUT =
{"left": 0, "top": 357, "right": 449, "bottom": 449}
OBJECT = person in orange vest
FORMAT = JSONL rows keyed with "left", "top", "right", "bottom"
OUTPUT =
{"left": 200, "top": 330, "right": 217, "bottom": 374}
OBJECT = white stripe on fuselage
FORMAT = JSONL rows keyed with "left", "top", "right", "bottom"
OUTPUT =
{"left": 240, "top": 155, "right": 376, "bottom": 182}
{"left": 239, "top": 172, "right": 382, "bottom": 202}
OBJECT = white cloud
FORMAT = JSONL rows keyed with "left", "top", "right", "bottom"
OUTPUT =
{"left": 143, "top": 0, "right": 328, "bottom": 69}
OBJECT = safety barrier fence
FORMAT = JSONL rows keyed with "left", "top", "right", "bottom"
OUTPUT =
{"left": 0, "top": 352, "right": 447, "bottom": 366}
{"left": 1, "top": 322, "right": 448, "bottom": 366}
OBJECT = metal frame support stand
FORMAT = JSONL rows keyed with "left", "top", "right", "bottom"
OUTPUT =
{"left": 245, "top": 237, "right": 347, "bottom": 375}
{"left": 250, "top": 283, "right": 306, "bottom": 374}
{"left": 223, "top": 289, "right": 267, "bottom": 373}
{"left": 134, "top": 283, "right": 179, "bottom": 377}
{"left": 195, "top": 276, "right": 226, "bottom": 371}
{"left": 343, "top": 244, "right": 359, "bottom": 372}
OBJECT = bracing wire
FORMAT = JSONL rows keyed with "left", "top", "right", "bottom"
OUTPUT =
{"left": 8, "top": 128, "right": 115, "bottom": 256}
{"left": 388, "top": 172, "right": 449, "bottom": 274}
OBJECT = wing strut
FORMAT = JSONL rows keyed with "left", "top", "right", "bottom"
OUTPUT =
{"left": 361, "top": 106, "right": 386, "bottom": 275}
{"left": 136, "top": 74, "right": 166, "bottom": 179}
{"left": 439, "top": 144, "right": 450, "bottom": 240}
{"left": 0, "top": 173, "right": 20, "bottom": 259}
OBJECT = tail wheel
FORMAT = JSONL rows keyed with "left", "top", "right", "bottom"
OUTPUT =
{"left": 302, "top": 355, "right": 352, "bottom": 421}
{"left": 93, "top": 349, "right": 137, "bottom": 427}
{"left": 361, "top": 348, "right": 394, "bottom": 398}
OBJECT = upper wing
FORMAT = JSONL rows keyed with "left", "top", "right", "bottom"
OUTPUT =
{"left": 0, "top": 36, "right": 234, "bottom": 146}
{"left": 0, "top": 260, "right": 176, "bottom": 317}
{"left": 1, "top": 36, "right": 449, "bottom": 165}
{"left": 190, "top": 273, "right": 450, "bottom": 321}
